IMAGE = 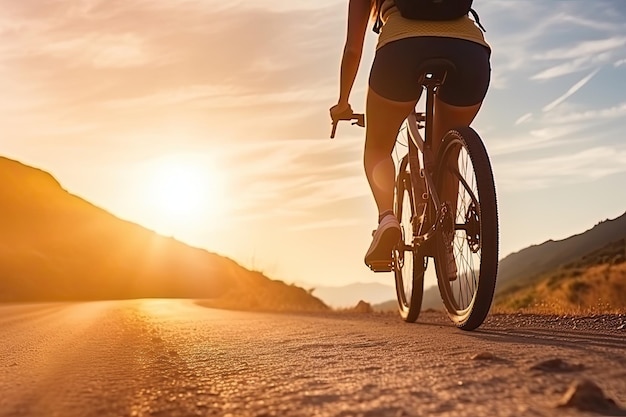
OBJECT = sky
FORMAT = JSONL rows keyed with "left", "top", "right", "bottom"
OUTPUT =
{"left": 1, "top": 0, "right": 626, "bottom": 291}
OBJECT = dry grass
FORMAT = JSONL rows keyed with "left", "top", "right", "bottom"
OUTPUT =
{"left": 494, "top": 262, "right": 626, "bottom": 315}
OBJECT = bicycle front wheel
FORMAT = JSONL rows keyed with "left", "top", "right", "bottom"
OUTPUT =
{"left": 434, "top": 127, "right": 499, "bottom": 330}
{"left": 393, "top": 162, "right": 425, "bottom": 323}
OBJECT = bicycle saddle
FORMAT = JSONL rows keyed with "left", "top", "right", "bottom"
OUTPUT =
{"left": 416, "top": 58, "right": 457, "bottom": 87}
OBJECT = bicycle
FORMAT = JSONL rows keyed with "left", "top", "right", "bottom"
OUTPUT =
{"left": 331, "top": 58, "right": 499, "bottom": 330}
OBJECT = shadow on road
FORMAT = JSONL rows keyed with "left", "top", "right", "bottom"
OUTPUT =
{"left": 469, "top": 327, "right": 626, "bottom": 352}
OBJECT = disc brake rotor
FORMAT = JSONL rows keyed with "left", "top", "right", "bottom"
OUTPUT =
{"left": 465, "top": 202, "right": 481, "bottom": 253}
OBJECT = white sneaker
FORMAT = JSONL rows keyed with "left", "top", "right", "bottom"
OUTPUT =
{"left": 364, "top": 214, "right": 401, "bottom": 272}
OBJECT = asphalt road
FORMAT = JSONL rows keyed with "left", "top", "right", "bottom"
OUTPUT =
{"left": 1, "top": 300, "right": 625, "bottom": 417}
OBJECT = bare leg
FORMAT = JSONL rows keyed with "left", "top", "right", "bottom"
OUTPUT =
{"left": 364, "top": 87, "right": 418, "bottom": 216}
{"left": 433, "top": 97, "right": 484, "bottom": 202}
{"left": 432, "top": 96, "right": 482, "bottom": 156}
{"left": 363, "top": 88, "right": 421, "bottom": 270}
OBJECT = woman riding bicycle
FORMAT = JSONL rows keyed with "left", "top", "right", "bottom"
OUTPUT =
{"left": 329, "top": 0, "right": 491, "bottom": 272}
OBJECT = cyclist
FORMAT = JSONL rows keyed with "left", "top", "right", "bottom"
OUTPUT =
{"left": 329, "top": 0, "right": 491, "bottom": 273}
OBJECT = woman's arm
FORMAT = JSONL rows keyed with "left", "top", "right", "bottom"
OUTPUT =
{"left": 331, "top": 0, "right": 371, "bottom": 118}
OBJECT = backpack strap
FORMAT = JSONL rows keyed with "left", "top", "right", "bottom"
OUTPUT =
{"left": 373, "top": 9, "right": 383, "bottom": 34}
{"left": 469, "top": 9, "right": 486, "bottom": 32}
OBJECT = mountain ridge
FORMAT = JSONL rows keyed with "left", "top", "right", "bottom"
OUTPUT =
{"left": 495, "top": 237, "right": 626, "bottom": 312}
{"left": 0, "top": 156, "right": 328, "bottom": 312}
{"left": 496, "top": 211, "right": 626, "bottom": 291}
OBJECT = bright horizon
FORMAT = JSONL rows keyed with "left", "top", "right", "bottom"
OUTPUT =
{"left": 1, "top": 0, "right": 626, "bottom": 290}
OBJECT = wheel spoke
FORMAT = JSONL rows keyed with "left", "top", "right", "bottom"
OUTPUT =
{"left": 435, "top": 127, "right": 498, "bottom": 330}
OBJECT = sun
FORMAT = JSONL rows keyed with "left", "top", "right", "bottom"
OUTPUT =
{"left": 152, "top": 165, "right": 205, "bottom": 216}
{"left": 143, "top": 154, "right": 224, "bottom": 233}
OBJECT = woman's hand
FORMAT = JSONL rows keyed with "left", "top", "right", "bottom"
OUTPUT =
{"left": 329, "top": 102, "right": 353, "bottom": 122}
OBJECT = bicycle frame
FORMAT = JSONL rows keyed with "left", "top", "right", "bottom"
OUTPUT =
{"left": 401, "top": 77, "right": 450, "bottom": 252}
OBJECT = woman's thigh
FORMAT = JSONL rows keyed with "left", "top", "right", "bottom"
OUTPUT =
{"left": 365, "top": 88, "right": 417, "bottom": 153}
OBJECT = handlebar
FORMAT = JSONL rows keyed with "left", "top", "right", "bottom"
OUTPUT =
{"left": 330, "top": 113, "right": 365, "bottom": 139}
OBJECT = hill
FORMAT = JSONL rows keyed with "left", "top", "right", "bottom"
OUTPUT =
{"left": 496, "top": 213, "right": 626, "bottom": 292}
{"left": 373, "top": 211, "right": 626, "bottom": 314}
{"left": 491, "top": 211, "right": 626, "bottom": 313}
{"left": 0, "top": 156, "right": 328, "bottom": 312}
{"left": 495, "top": 237, "right": 626, "bottom": 313}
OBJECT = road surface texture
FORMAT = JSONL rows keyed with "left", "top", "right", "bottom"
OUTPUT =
{"left": 1, "top": 299, "right": 625, "bottom": 417}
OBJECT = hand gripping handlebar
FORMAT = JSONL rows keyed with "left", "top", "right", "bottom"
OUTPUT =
{"left": 330, "top": 113, "right": 365, "bottom": 139}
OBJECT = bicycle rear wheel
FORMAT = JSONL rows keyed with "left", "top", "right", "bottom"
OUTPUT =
{"left": 393, "top": 159, "right": 425, "bottom": 322}
{"left": 434, "top": 127, "right": 498, "bottom": 330}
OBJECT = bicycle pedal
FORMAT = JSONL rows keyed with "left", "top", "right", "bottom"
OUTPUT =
{"left": 367, "top": 261, "right": 393, "bottom": 273}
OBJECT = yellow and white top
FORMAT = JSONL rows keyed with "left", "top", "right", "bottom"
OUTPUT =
{"left": 376, "top": 0, "right": 490, "bottom": 50}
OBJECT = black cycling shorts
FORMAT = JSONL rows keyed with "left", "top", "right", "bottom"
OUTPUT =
{"left": 369, "top": 37, "right": 491, "bottom": 106}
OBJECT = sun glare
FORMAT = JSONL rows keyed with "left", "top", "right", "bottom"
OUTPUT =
{"left": 153, "top": 165, "right": 204, "bottom": 215}
{"left": 143, "top": 155, "right": 224, "bottom": 233}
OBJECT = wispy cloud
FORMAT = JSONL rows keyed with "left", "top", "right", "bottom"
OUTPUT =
{"left": 0, "top": 0, "right": 341, "bottom": 142}
{"left": 556, "top": 14, "right": 623, "bottom": 32}
{"left": 489, "top": 124, "right": 583, "bottom": 156}
{"left": 533, "top": 37, "right": 626, "bottom": 61}
{"left": 530, "top": 35, "right": 626, "bottom": 80}
{"left": 529, "top": 125, "right": 586, "bottom": 141}
{"left": 483, "top": 1, "right": 626, "bottom": 90}
{"left": 42, "top": 33, "right": 152, "bottom": 68}
{"left": 99, "top": 85, "right": 335, "bottom": 111}
{"left": 214, "top": 136, "right": 368, "bottom": 217}
{"left": 515, "top": 113, "right": 533, "bottom": 125}
{"left": 496, "top": 146, "right": 626, "bottom": 191}
{"left": 548, "top": 102, "right": 626, "bottom": 124}
{"left": 542, "top": 68, "right": 600, "bottom": 112}
{"left": 531, "top": 55, "right": 608, "bottom": 80}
